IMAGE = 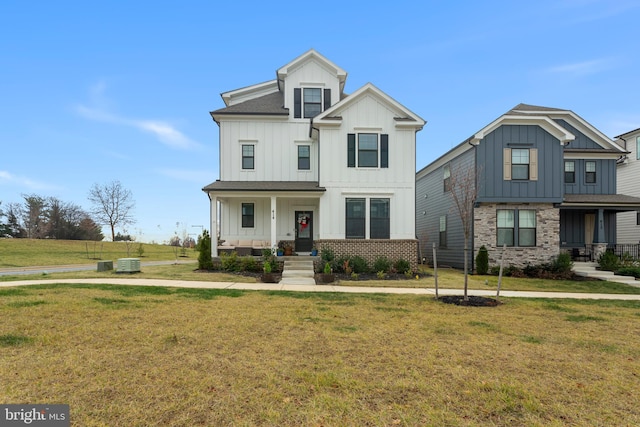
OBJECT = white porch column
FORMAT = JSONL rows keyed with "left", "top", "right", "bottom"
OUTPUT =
{"left": 270, "top": 196, "right": 277, "bottom": 249}
{"left": 210, "top": 194, "right": 218, "bottom": 258}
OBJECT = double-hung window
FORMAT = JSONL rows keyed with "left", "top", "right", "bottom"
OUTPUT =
{"left": 298, "top": 145, "right": 310, "bottom": 170}
{"left": 497, "top": 209, "right": 536, "bottom": 247}
{"left": 564, "top": 161, "right": 575, "bottom": 184}
{"left": 511, "top": 149, "right": 530, "bottom": 180}
{"left": 370, "top": 198, "right": 390, "bottom": 239}
{"left": 242, "top": 145, "right": 254, "bottom": 170}
{"left": 439, "top": 215, "right": 447, "bottom": 248}
{"left": 345, "top": 198, "right": 366, "bottom": 239}
{"left": 347, "top": 133, "right": 389, "bottom": 168}
{"left": 241, "top": 203, "right": 254, "bottom": 228}
{"left": 585, "top": 161, "right": 596, "bottom": 184}
{"left": 443, "top": 164, "right": 451, "bottom": 192}
{"left": 293, "top": 88, "right": 331, "bottom": 119}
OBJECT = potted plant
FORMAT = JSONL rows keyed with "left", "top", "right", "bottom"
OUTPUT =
{"left": 311, "top": 246, "right": 318, "bottom": 256}
{"left": 279, "top": 241, "right": 294, "bottom": 256}
{"left": 261, "top": 261, "right": 276, "bottom": 283}
{"left": 320, "top": 261, "right": 335, "bottom": 284}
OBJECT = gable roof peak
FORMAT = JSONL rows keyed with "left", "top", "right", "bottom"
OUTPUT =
{"left": 276, "top": 49, "right": 347, "bottom": 92}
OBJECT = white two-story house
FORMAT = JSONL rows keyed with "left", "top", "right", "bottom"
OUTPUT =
{"left": 203, "top": 50, "right": 425, "bottom": 268}
{"left": 615, "top": 127, "right": 640, "bottom": 244}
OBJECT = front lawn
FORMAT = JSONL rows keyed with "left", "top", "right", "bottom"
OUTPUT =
{"left": 1, "top": 284, "right": 639, "bottom": 425}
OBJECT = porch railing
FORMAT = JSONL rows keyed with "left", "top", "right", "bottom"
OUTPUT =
{"left": 605, "top": 244, "right": 640, "bottom": 261}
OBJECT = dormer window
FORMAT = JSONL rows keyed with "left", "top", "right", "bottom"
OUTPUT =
{"left": 293, "top": 88, "right": 331, "bottom": 119}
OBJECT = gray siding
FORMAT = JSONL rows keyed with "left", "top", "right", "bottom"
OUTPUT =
{"left": 416, "top": 149, "right": 475, "bottom": 269}
{"left": 560, "top": 210, "right": 616, "bottom": 247}
{"left": 477, "top": 125, "right": 564, "bottom": 202}
{"left": 554, "top": 119, "right": 602, "bottom": 149}
{"left": 563, "top": 159, "right": 617, "bottom": 195}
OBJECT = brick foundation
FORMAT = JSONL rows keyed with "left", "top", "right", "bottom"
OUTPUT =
{"left": 473, "top": 203, "right": 560, "bottom": 269}
{"left": 314, "top": 239, "right": 419, "bottom": 271}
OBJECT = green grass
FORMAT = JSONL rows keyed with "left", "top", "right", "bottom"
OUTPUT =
{"left": 0, "top": 238, "right": 196, "bottom": 268}
{"left": 1, "top": 284, "right": 639, "bottom": 425}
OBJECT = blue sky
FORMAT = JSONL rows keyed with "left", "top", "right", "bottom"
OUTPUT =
{"left": 1, "top": 0, "right": 639, "bottom": 243}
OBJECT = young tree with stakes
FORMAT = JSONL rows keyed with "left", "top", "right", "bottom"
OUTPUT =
{"left": 447, "top": 163, "right": 480, "bottom": 301}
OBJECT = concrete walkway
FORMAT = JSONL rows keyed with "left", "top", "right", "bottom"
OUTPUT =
{"left": 1, "top": 277, "right": 640, "bottom": 300}
{"left": 572, "top": 261, "right": 640, "bottom": 286}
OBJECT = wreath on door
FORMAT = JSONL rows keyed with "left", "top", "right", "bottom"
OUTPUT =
{"left": 297, "top": 215, "right": 310, "bottom": 230}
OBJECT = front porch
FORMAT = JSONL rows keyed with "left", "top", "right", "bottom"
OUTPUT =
{"left": 202, "top": 181, "right": 326, "bottom": 258}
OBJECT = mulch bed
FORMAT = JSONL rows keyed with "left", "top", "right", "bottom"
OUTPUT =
{"left": 439, "top": 295, "right": 501, "bottom": 307}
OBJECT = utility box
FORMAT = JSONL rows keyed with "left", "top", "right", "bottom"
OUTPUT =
{"left": 116, "top": 258, "right": 141, "bottom": 273}
{"left": 97, "top": 260, "right": 113, "bottom": 272}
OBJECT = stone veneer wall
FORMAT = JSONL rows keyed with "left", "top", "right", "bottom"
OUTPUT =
{"left": 473, "top": 203, "right": 560, "bottom": 269}
{"left": 315, "top": 239, "right": 419, "bottom": 272}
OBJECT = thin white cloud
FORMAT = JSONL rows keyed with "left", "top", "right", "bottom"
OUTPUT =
{"left": 0, "top": 170, "right": 62, "bottom": 191}
{"left": 157, "top": 168, "right": 212, "bottom": 184}
{"left": 545, "top": 58, "right": 612, "bottom": 76}
{"left": 75, "top": 82, "right": 203, "bottom": 151}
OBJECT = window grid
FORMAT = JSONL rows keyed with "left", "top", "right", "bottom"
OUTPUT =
{"left": 585, "top": 161, "right": 596, "bottom": 184}
{"left": 443, "top": 165, "right": 451, "bottom": 192}
{"left": 298, "top": 145, "right": 310, "bottom": 170}
{"left": 511, "top": 148, "right": 530, "bottom": 180}
{"left": 303, "top": 88, "right": 322, "bottom": 118}
{"left": 345, "top": 198, "right": 366, "bottom": 239}
{"left": 439, "top": 215, "right": 447, "bottom": 248}
{"left": 358, "top": 134, "right": 378, "bottom": 168}
{"left": 370, "top": 198, "right": 390, "bottom": 239}
{"left": 564, "top": 161, "right": 575, "bottom": 184}
{"left": 242, "top": 145, "right": 254, "bottom": 170}
{"left": 497, "top": 209, "right": 536, "bottom": 247}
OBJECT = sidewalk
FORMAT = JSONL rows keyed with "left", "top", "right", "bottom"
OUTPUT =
{"left": 2, "top": 277, "right": 640, "bottom": 300}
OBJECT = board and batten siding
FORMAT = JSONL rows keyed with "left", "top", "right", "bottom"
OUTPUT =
{"left": 563, "top": 158, "right": 617, "bottom": 195}
{"left": 416, "top": 149, "right": 475, "bottom": 269}
{"left": 617, "top": 130, "right": 640, "bottom": 243}
{"left": 476, "top": 125, "right": 564, "bottom": 203}
{"left": 282, "top": 58, "right": 341, "bottom": 115}
{"left": 218, "top": 119, "right": 318, "bottom": 182}
{"left": 317, "top": 94, "right": 417, "bottom": 240}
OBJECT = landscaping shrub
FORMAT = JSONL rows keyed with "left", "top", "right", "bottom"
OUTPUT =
{"left": 373, "top": 256, "right": 392, "bottom": 273}
{"left": 197, "top": 230, "right": 214, "bottom": 270}
{"left": 475, "top": 246, "right": 489, "bottom": 275}
{"left": 598, "top": 250, "right": 620, "bottom": 272}
{"left": 320, "top": 247, "right": 335, "bottom": 264}
{"left": 394, "top": 258, "right": 411, "bottom": 274}
{"left": 220, "top": 251, "right": 241, "bottom": 272}
{"left": 617, "top": 266, "right": 640, "bottom": 278}
{"left": 349, "top": 256, "right": 369, "bottom": 274}
{"left": 550, "top": 252, "right": 573, "bottom": 274}
{"left": 240, "top": 255, "right": 260, "bottom": 272}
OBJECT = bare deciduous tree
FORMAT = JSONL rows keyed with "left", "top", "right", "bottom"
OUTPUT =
{"left": 88, "top": 181, "right": 136, "bottom": 241}
{"left": 448, "top": 163, "right": 480, "bottom": 301}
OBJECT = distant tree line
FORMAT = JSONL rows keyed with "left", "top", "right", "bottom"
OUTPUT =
{"left": 0, "top": 195, "right": 104, "bottom": 241}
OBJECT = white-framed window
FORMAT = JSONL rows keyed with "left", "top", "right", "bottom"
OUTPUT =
{"left": 298, "top": 145, "right": 310, "bottom": 170}
{"left": 439, "top": 215, "right": 447, "bottom": 248}
{"left": 241, "top": 203, "right": 254, "bottom": 228}
{"left": 242, "top": 145, "right": 254, "bottom": 170}
{"left": 511, "top": 149, "right": 530, "bottom": 180}
{"left": 293, "top": 87, "right": 331, "bottom": 119}
{"left": 497, "top": 209, "right": 536, "bottom": 247}
{"left": 564, "top": 161, "right": 575, "bottom": 184}
{"left": 443, "top": 164, "right": 451, "bottom": 192}
{"left": 345, "top": 198, "right": 366, "bottom": 239}
{"left": 370, "top": 198, "right": 390, "bottom": 239}
{"left": 585, "top": 161, "right": 596, "bottom": 184}
{"left": 636, "top": 136, "right": 640, "bottom": 160}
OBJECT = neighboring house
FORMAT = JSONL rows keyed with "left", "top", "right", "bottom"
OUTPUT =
{"left": 416, "top": 104, "right": 640, "bottom": 269}
{"left": 615, "top": 127, "right": 640, "bottom": 244}
{"left": 203, "top": 50, "right": 425, "bottom": 268}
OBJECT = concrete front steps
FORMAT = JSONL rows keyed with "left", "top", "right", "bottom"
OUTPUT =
{"left": 279, "top": 259, "right": 316, "bottom": 286}
{"left": 573, "top": 262, "right": 640, "bottom": 287}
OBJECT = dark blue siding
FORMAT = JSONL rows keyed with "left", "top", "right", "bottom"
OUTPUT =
{"left": 563, "top": 159, "right": 617, "bottom": 195}
{"left": 477, "top": 125, "right": 564, "bottom": 202}
{"left": 416, "top": 149, "right": 475, "bottom": 269}
{"left": 554, "top": 119, "right": 602, "bottom": 149}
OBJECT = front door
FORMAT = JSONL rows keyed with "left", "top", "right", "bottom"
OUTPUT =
{"left": 295, "top": 211, "right": 313, "bottom": 252}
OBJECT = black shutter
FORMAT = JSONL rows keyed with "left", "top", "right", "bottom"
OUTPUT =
{"left": 324, "top": 89, "right": 331, "bottom": 111}
{"left": 381, "top": 134, "right": 389, "bottom": 168}
{"left": 294, "top": 88, "right": 301, "bottom": 118}
{"left": 347, "top": 133, "right": 356, "bottom": 167}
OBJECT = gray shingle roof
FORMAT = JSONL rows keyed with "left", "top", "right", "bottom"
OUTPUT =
{"left": 202, "top": 181, "right": 326, "bottom": 192}
{"left": 210, "top": 91, "right": 288, "bottom": 116}
{"left": 563, "top": 194, "right": 640, "bottom": 207}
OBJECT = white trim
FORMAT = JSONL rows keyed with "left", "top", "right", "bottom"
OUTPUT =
{"left": 564, "top": 151, "right": 623, "bottom": 159}
{"left": 471, "top": 115, "right": 575, "bottom": 145}
{"left": 221, "top": 80, "right": 279, "bottom": 107}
